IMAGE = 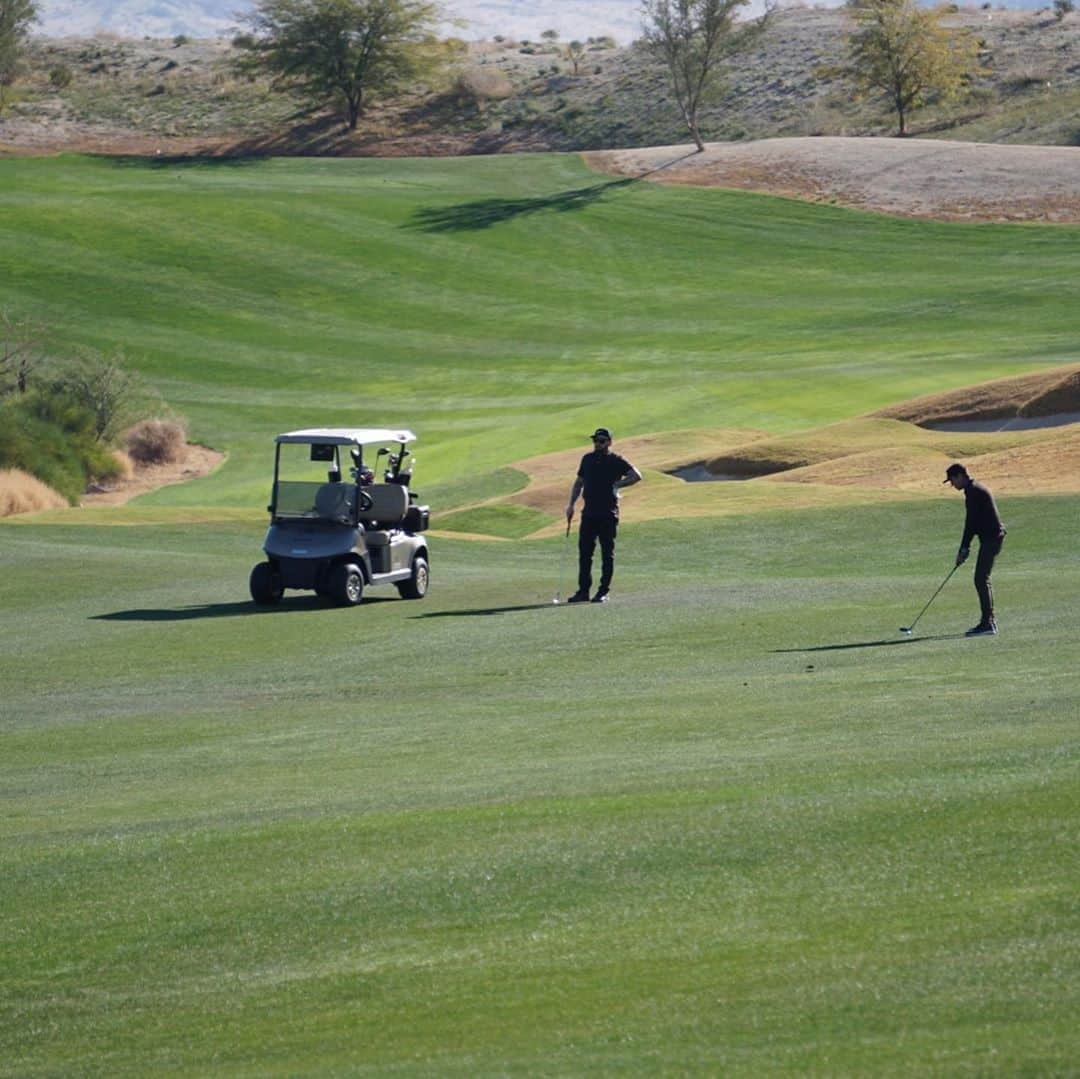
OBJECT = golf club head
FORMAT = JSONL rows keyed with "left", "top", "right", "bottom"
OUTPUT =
{"left": 900, "top": 627, "right": 913, "bottom": 635}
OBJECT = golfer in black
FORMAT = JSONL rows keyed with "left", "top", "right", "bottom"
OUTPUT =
{"left": 945, "top": 462, "right": 1006, "bottom": 636}
{"left": 565, "top": 428, "right": 641, "bottom": 603}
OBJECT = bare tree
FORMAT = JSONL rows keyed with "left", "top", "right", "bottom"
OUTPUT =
{"left": 0, "top": 310, "right": 47, "bottom": 395}
{"left": 48, "top": 350, "right": 157, "bottom": 443}
{"left": 641, "top": 0, "right": 770, "bottom": 153}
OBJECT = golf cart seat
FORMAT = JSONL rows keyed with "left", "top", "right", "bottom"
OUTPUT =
{"left": 358, "top": 483, "right": 409, "bottom": 529}
{"left": 315, "top": 482, "right": 355, "bottom": 522}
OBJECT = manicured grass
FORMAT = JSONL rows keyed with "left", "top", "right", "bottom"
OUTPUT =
{"left": 1, "top": 152, "right": 1077, "bottom": 1074}
{"left": 1, "top": 152, "right": 1078, "bottom": 508}
{"left": 1, "top": 497, "right": 1077, "bottom": 1075}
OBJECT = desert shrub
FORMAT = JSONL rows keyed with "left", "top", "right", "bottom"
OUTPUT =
{"left": 0, "top": 469, "right": 68, "bottom": 517}
{"left": 1053, "top": 0, "right": 1074, "bottom": 18}
{"left": 124, "top": 417, "right": 187, "bottom": 465}
{"left": 454, "top": 67, "right": 513, "bottom": 105}
{"left": 173, "top": 34, "right": 189, "bottom": 46}
{"left": 0, "top": 392, "right": 123, "bottom": 503}
{"left": 49, "top": 65, "right": 72, "bottom": 89}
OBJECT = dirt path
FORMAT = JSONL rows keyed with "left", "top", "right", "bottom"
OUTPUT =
{"left": 81, "top": 445, "right": 224, "bottom": 507}
{"left": 584, "top": 137, "right": 1080, "bottom": 223}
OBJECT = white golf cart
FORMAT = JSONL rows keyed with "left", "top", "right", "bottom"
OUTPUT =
{"left": 249, "top": 428, "right": 430, "bottom": 607}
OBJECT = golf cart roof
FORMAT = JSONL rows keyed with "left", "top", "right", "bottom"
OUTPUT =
{"left": 275, "top": 428, "right": 416, "bottom": 446}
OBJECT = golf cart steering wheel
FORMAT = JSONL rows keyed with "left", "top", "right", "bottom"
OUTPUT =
{"left": 357, "top": 489, "right": 374, "bottom": 512}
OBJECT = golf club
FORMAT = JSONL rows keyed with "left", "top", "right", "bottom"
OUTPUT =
{"left": 552, "top": 516, "right": 572, "bottom": 604}
{"left": 900, "top": 563, "right": 960, "bottom": 635}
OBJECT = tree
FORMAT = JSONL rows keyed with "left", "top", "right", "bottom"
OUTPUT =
{"left": 845, "top": 0, "right": 982, "bottom": 136}
{"left": 0, "top": 0, "right": 38, "bottom": 114}
{"left": 235, "top": 0, "right": 447, "bottom": 131}
{"left": 0, "top": 309, "right": 47, "bottom": 396}
{"left": 565, "top": 39, "right": 586, "bottom": 75}
{"left": 47, "top": 350, "right": 156, "bottom": 443}
{"left": 641, "top": 0, "right": 770, "bottom": 153}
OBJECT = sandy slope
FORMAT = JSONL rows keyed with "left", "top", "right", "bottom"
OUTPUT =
{"left": 584, "top": 137, "right": 1080, "bottom": 223}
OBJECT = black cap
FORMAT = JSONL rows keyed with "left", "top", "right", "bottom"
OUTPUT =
{"left": 591, "top": 427, "right": 612, "bottom": 441}
{"left": 944, "top": 462, "right": 967, "bottom": 484}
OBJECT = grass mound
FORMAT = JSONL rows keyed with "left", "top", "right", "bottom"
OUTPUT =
{"left": 873, "top": 362, "right": 1080, "bottom": 425}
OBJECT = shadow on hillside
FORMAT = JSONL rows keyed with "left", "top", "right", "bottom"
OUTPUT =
{"left": 93, "top": 596, "right": 398, "bottom": 620}
{"left": 411, "top": 603, "right": 557, "bottom": 618}
{"left": 772, "top": 633, "right": 965, "bottom": 653}
{"left": 406, "top": 177, "right": 636, "bottom": 232}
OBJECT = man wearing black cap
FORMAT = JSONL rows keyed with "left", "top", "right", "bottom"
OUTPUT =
{"left": 565, "top": 428, "right": 642, "bottom": 603}
{"left": 945, "top": 462, "right": 1006, "bottom": 636}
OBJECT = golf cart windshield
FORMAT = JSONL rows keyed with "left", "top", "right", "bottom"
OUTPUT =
{"left": 274, "top": 480, "right": 356, "bottom": 522}
{"left": 270, "top": 428, "right": 417, "bottom": 523}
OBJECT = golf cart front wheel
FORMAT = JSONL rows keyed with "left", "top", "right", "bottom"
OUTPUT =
{"left": 397, "top": 556, "right": 429, "bottom": 600}
{"left": 330, "top": 563, "right": 364, "bottom": 607}
{"left": 250, "top": 562, "right": 283, "bottom": 605}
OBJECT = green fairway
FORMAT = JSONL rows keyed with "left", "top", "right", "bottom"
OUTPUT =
{"left": 1, "top": 152, "right": 1078, "bottom": 1074}
{"left": 2, "top": 152, "right": 1077, "bottom": 505}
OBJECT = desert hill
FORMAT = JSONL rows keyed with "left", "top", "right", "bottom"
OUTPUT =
{"left": 2, "top": 7, "right": 1078, "bottom": 158}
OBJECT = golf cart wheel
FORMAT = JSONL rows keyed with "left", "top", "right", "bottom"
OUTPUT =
{"left": 250, "top": 562, "right": 283, "bottom": 606}
{"left": 330, "top": 563, "right": 364, "bottom": 607}
{"left": 397, "top": 556, "right": 429, "bottom": 600}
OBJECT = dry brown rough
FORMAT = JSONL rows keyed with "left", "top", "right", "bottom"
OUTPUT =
{"left": 583, "top": 137, "right": 1080, "bottom": 223}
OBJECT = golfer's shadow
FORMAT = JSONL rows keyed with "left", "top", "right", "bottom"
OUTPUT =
{"left": 773, "top": 634, "right": 964, "bottom": 653}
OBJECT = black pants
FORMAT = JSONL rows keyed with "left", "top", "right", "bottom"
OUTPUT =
{"left": 578, "top": 514, "right": 617, "bottom": 593}
{"left": 974, "top": 535, "right": 1004, "bottom": 623}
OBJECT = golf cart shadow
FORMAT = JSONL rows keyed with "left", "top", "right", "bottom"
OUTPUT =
{"left": 772, "top": 633, "right": 965, "bottom": 653}
{"left": 411, "top": 603, "right": 558, "bottom": 618}
{"left": 94, "top": 595, "right": 401, "bottom": 622}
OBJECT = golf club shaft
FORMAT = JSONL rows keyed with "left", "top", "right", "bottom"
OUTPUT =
{"left": 554, "top": 517, "right": 571, "bottom": 601}
{"left": 907, "top": 563, "right": 960, "bottom": 631}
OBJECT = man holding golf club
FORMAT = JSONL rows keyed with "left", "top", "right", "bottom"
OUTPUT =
{"left": 945, "top": 462, "right": 1006, "bottom": 636}
{"left": 564, "top": 428, "right": 641, "bottom": 604}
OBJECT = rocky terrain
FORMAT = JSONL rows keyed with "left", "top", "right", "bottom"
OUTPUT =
{"left": 2, "top": 7, "right": 1078, "bottom": 157}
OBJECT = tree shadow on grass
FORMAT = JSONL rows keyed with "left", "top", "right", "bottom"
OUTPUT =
{"left": 772, "top": 634, "right": 965, "bottom": 653}
{"left": 406, "top": 177, "right": 638, "bottom": 232}
{"left": 93, "top": 596, "right": 399, "bottom": 620}
{"left": 88, "top": 153, "right": 264, "bottom": 170}
{"left": 404, "top": 148, "right": 701, "bottom": 233}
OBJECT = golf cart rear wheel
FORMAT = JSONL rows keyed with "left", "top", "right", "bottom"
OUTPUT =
{"left": 397, "top": 556, "right": 429, "bottom": 600}
{"left": 250, "top": 562, "right": 283, "bottom": 605}
{"left": 330, "top": 563, "right": 364, "bottom": 606}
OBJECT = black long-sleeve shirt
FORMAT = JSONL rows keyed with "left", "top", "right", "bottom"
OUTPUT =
{"left": 961, "top": 480, "right": 1005, "bottom": 548}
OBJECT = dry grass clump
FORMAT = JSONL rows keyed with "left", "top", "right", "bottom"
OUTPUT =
{"left": 109, "top": 448, "right": 135, "bottom": 480}
{"left": 454, "top": 67, "right": 514, "bottom": 106}
{"left": 0, "top": 469, "right": 68, "bottom": 516}
{"left": 124, "top": 417, "right": 187, "bottom": 465}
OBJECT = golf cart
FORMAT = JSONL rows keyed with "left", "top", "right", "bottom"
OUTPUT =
{"left": 249, "top": 428, "right": 430, "bottom": 607}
